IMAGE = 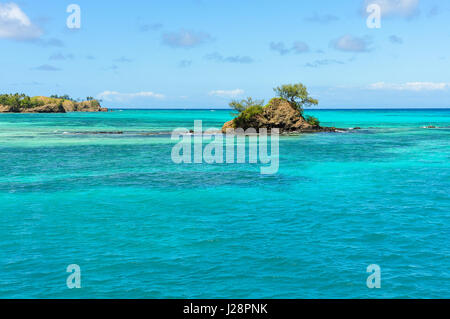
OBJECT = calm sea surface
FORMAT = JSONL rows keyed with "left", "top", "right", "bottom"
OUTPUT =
{"left": 0, "top": 109, "right": 449, "bottom": 298}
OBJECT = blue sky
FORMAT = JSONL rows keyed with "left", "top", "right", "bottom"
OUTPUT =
{"left": 0, "top": 0, "right": 449, "bottom": 108}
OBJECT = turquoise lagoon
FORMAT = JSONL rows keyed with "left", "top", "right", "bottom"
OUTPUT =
{"left": 0, "top": 109, "right": 449, "bottom": 298}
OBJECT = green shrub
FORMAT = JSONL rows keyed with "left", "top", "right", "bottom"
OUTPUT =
{"left": 229, "top": 97, "right": 264, "bottom": 115}
{"left": 241, "top": 105, "right": 263, "bottom": 120}
{"left": 90, "top": 100, "right": 100, "bottom": 108}
{"left": 233, "top": 105, "right": 264, "bottom": 129}
{"left": 305, "top": 115, "right": 320, "bottom": 127}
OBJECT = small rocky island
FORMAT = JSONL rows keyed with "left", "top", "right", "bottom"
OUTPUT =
{"left": 222, "top": 83, "right": 341, "bottom": 134}
{"left": 0, "top": 94, "right": 108, "bottom": 113}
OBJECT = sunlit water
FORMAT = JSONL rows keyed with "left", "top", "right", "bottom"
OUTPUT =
{"left": 0, "top": 109, "right": 449, "bottom": 298}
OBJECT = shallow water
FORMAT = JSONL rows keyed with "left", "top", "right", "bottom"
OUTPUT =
{"left": 0, "top": 109, "right": 449, "bottom": 298}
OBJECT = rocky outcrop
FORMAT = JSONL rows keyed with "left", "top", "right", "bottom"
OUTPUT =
{"left": 0, "top": 104, "right": 64, "bottom": 113}
{"left": 222, "top": 120, "right": 235, "bottom": 132}
{"left": 258, "top": 98, "right": 315, "bottom": 131}
{"left": 0, "top": 96, "right": 108, "bottom": 113}
{"left": 61, "top": 99, "right": 108, "bottom": 112}
{"left": 22, "top": 104, "right": 66, "bottom": 113}
{"left": 222, "top": 98, "right": 340, "bottom": 134}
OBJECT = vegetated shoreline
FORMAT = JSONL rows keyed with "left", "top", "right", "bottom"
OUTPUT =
{"left": 0, "top": 94, "right": 108, "bottom": 113}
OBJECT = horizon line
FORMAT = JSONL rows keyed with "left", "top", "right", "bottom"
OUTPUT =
{"left": 107, "top": 107, "right": 450, "bottom": 110}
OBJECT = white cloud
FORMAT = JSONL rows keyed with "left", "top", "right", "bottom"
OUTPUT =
{"left": 270, "top": 41, "right": 290, "bottom": 55}
{"left": 305, "top": 59, "right": 346, "bottom": 68}
{"left": 97, "top": 91, "right": 165, "bottom": 101}
{"left": 332, "top": 35, "right": 371, "bottom": 52}
{"left": 270, "top": 41, "right": 310, "bottom": 55}
{"left": 292, "top": 41, "right": 310, "bottom": 54}
{"left": 305, "top": 13, "right": 339, "bottom": 24}
{"left": 162, "top": 29, "right": 212, "bottom": 48}
{"left": 209, "top": 89, "right": 244, "bottom": 98}
{"left": 362, "top": 0, "right": 420, "bottom": 18}
{"left": 32, "top": 64, "right": 61, "bottom": 71}
{"left": 204, "top": 52, "right": 253, "bottom": 64}
{"left": 0, "top": 3, "right": 42, "bottom": 40}
{"left": 369, "top": 82, "right": 450, "bottom": 91}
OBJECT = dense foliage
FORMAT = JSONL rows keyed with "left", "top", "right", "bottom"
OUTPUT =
{"left": 233, "top": 105, "right": 264, "bottom": 129}
{"left": 229, "top": 97, "right": 265, "bottom": 129}
{"left": 1, "top": 93, "right": 100, "bottom": 113}
{"left": 0, "top": 93, "right": 44, "bottom": 111}
{"left": 229, "top": 97, "right": 265, "bottom": 115}
{"left": 89, "top": 99, "right": 101, "bottom": 108}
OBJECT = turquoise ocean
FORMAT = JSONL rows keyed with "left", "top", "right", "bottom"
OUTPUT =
{"left": 0, "top": 109, "right": 449, "bottom": 299}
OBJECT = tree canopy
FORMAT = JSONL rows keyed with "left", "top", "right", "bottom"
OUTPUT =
{"left": 0, "top": 93, "right": 44, "bottom": 111}
{"left": 229, "top": 97, "right": 265, "bottom": 114}
{"left": 50, "top": 94, "right": 75, "bottom": 101}
{"left": 228, "top": 83, "right": 318, "bottom": 116}
{"left": 273, "top": 83, "right": 318, "bottom": 112}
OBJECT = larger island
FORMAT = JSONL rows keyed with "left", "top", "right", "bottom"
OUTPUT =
{"left": 0, "top": 94, "right": 108, "bottom": 113}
